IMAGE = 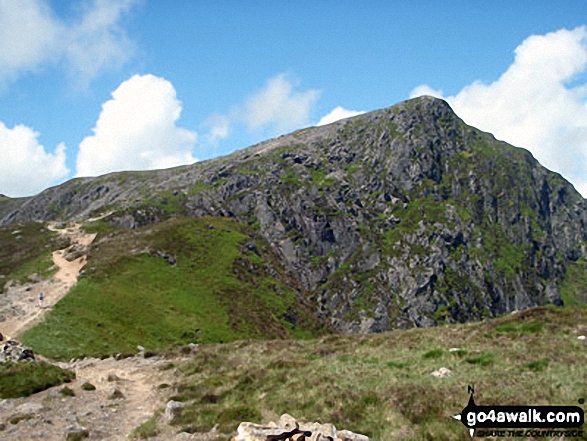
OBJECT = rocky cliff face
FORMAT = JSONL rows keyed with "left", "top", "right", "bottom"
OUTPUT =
{"left": 3, "top": 97, "right": 586, "bottom": 332}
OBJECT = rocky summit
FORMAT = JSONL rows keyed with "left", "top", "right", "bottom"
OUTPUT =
{"left": 1, "top": 96, "right": 586, "bottom": 333}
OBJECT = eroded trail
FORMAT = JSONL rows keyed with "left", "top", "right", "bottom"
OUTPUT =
{"left": 0, "top": 354, "right": 181, "bottom": 440}
{"left": 0, "top": 220, "right": 184, "bottom": 440}
{"left": 0, "top": 223, "right": 96, "bottom": 340}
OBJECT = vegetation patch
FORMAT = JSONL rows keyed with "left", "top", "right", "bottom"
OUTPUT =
{"left": 495, "top": 321, "right": 543, "bottom": 334}
{"left": 465, "top": 352, "right": 494, "bottom": 366}
{"left": 130, "top": 415, "right": 159, "bottom": 439}
{"left": 0, "top": 362, "right": 75, "bottom": 398}
{"left": 524, "top": 359, "right": 550, "bottom": 372}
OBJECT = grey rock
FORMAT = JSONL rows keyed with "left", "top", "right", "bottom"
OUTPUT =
{"left": 65, "top": 426, "right": 89, "bottom": 440}
{"left": 16, "top": 402, "right": 43, "bottom": 414}
{"left": 165, "top": 400, "right": 185, "bottom": 422}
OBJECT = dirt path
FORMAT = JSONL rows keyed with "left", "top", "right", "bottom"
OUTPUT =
{"left": 0, "top": 353, "right": 184, "bottom": 440}
{"left": 0, "top": 219, "right": 195, "bottom": 440}
{"left": 0, "top": 223, "right": 96, "bottom": 340}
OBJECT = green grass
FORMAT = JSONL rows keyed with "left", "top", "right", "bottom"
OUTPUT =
{"left": 21, "top": 217, "right": 325, "bottom": 360}
{"left": 0, "top": 362, "right": 75, "bottom": 398}
{"left": 560, "top": 258, "right": 587, "bottom": 307}
{"left": 130, "top": 415, "right": 160, "bottom": 439}
{"left": 495, "top": 321, "right": 543, "bottom": 334}
{"left": 0, "top": 222, "right": 66, "bottom": 291}
{"left": 165, "top": 306, "right": 587, "bottom": 441}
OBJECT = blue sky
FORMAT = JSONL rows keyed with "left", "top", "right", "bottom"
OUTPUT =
{"left": 1, "top": 1, "right": 587, "bottom": 197}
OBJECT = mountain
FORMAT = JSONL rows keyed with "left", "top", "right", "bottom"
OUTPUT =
{"left": 2, "top": 96, "right": 586, "bottom": 336}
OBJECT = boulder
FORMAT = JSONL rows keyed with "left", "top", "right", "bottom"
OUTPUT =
{"left": 233, "top": 414, "right": 368, "bottom": 441}
{"left": 431, "top": 367, "right": 452, "bottom": 378}
{"left": 65, "top": 426, "right": 90, "bottom": 440}
{"left": 165, "top": 400, "right": 185, "bottom": 422}
{"left": 1, "top": 341, "right": 35, "bottom": 363}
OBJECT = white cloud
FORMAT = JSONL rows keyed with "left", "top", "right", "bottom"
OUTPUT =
{"left": 0, "top": 0, "right": 137, "bottom": 89}
{"left": 0, "top": 122, "right": 69, "bottom": 197}
{"left": 203, "top": 114, "right": 231, "bottom": 145}
{"left": 64, "top": 0, "right": 137, "bottom": 87}
{"left": 76, "top": 74, "right": 197, "bottom": 177}
{"left": 242, "top": 74, "right": 321, "bottom": 134}
{"left": 317, "top": 106, "right": 365, "bottom": 126}
{"left": 410, "top": 26, "right": 587, "bottom": 197}
{"left": 408, "top": 85, "right": 444, "bottom": 100}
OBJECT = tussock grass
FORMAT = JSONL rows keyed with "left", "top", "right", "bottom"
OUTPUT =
{"left": 168, "top": 306, "right": 587, "bottom": 440}
{"left": 0, "top": 362, "right": 75, "bottom": 398}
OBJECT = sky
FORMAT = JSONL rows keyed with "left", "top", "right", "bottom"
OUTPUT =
{"left": 1, "top": 1, "right": 587, "bottom": 198}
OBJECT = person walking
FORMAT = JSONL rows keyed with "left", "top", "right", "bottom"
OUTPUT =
{"left": 38, "top": 292, "right": 44, "bottom": 308}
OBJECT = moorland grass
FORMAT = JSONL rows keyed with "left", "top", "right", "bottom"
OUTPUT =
{"left": 0, "top": 362, "right": 75, "bottom": 398}
{"left": 166, "top": 306, "right": 587, "bottom": 440}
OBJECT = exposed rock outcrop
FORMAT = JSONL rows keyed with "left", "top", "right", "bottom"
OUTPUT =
{"left": 0, "top": 340, "right": 35, "bottom": 363}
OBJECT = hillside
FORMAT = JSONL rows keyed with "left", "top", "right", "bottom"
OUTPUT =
{"left": 2, "top": 96, "right": 587, "bottom": 336}
{"left": 1, "top": 306, "right": 586, "bottom": 440}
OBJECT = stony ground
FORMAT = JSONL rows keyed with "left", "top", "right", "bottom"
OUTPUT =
{"left": 0, "top": 354, "right": 181, "bottom": 440}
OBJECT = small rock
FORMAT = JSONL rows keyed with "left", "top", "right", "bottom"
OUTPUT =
{"left": 578, "top": 335, "right": 586, "bottom": 340}
{"left": 165, "top": 400, "right": 185, "bottom": 422}
{"left": 0, "top": 399, "right": 15, "bottom": 410}
{"left": 65, "top": 426, "right": 90, "bottom": 441}
{"left": 107, "top": 374, "right": 121, "bottom": 382}
{"left": 339, "top": 429, "right": 370, "bottom": 441}
{"left": 81, "top": 382, "right": 96, "bottom": 391}
{"left": 108, "top": 388, "right": 125, "bottom": 400}
{"left": 16, "top": 402, "right": 43, "bottom": 414}
{"left": 431, "top": 367, "right": 452, "bottom": 378}
{"left": 60, "top": 386, "right": 75, "bottom": 397}
{"left": 448, "top": 347, "right": 461, "bottom": 352}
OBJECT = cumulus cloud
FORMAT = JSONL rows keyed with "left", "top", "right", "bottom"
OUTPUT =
{"left": 410, "top": 26, "right": 587, "bottom": 197}
{"left": 242, "top": 74, "right": 321, "bottom": 134}
{"left": 0, "top": 0, "right": 137, "bottom": 89}
{"left": 0, "top": 122, "right": 69, "bottom": 197}
{"left": 317, "top": 106, "right": 365, "bottom": 126}
{"left": 76, "top": 74, "right": 197, "bottom": 177}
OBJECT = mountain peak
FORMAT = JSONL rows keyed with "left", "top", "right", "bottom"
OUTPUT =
{"left": 1, "top": 97, "right": 585, "bottom": 333}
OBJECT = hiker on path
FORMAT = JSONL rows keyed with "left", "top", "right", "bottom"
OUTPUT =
{"left": 38, "top": 292, "right": 44, "bottom": 308}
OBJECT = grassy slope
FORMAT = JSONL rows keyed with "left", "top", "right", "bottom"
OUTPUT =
{"left": 21, "top": 217, "right": 324, "bottom": 360}
{"left": 0, "top": 222, "right": 65, "bottom": 291}
{"left": 167, "top": 306, "right": 587, "bottom": 440}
